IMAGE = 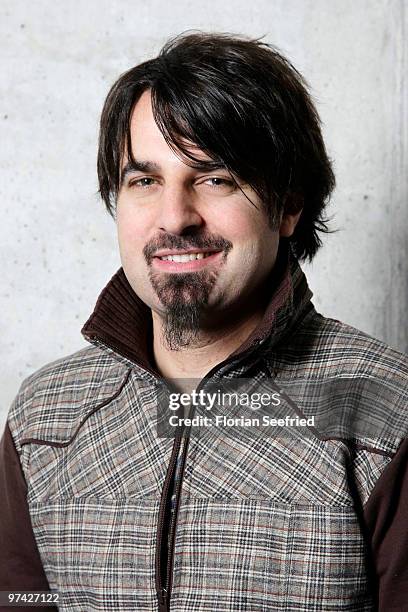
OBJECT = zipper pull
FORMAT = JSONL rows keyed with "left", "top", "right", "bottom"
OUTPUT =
{"left": 158, "top": 587, "right": 168, "bottom": 611}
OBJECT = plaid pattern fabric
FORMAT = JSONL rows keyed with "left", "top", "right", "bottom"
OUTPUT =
{"left": 6, "top": 253, "right": 408, "bottom": 611}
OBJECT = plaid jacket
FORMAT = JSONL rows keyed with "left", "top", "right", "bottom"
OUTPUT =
{"left": 1, "top": 250, "right": 408, "bottom": 611}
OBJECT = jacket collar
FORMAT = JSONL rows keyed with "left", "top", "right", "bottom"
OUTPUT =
{"left": 81, "top": 243, "right": 314, "bottom": 373}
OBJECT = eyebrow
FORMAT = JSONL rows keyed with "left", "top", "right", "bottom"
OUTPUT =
{"left": 120, "top": 160, "right": 160, "bottom": 186}
{"left": 119, "top": 158, "right": 229, "bottom": 187}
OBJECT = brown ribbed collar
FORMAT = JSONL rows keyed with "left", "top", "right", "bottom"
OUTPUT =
{"left": 81, "top": 244, "right": 313, "bottom": 373}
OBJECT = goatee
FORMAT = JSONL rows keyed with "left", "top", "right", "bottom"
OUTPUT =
{"left": 148, "top": 268, "right": 218, "bottom": 350}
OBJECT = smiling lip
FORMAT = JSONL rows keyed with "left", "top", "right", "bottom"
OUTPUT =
{"left": 153, "top": 248, "right": 222, "bottom": 258}
{"left": 152, "top": 249, "right": 224, "bottom": 272}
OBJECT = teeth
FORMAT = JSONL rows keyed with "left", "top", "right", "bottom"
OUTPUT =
{"left": 159, "top": 252, "right": 213, "bottom": 262}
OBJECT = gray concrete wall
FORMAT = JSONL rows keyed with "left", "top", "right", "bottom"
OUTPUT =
{"left": 1, "top": 0, "right": 407, "bottom": 429}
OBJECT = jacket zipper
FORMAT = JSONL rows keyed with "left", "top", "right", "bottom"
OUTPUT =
{"left": 157, "top": 434, "right": 191, "bottom": 611}
{"left": 154, "top": 342, "right": 265, "bottom": 611}
{"left": 155, "top": 433, "right": 183, "bottom": 611}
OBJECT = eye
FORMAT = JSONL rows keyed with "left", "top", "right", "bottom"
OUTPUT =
{"left": 201, "top": 177, "right": 237, "bottom": 191}
{"left": 128, "top": 177, "right": 158, "bottom": 188}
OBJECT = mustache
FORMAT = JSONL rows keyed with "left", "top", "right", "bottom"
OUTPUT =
{"left": 143, "top": 234, "right": 233, "bottom": 264}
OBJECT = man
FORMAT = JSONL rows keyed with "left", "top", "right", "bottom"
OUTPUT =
{"left": 1, "top": 31, "right": 407, "bottom": 612}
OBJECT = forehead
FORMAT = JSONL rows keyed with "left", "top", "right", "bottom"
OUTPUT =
{"left": 129, "top": 90, "right": 157, "bottom": 131}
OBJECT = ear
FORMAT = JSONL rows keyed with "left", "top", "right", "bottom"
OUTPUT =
{"left": 279, "top": 193, "right": 303, "bottom": 238}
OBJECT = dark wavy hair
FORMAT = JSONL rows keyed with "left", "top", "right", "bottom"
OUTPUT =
{"left": 97, "top": 31, "right": 335, "bottom": 260}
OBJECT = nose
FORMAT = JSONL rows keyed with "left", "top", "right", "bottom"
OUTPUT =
{"left": 156, "top": 184, "right": 204, "bottom": 235}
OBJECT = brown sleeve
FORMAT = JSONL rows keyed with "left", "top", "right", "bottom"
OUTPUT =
{"left": 363, "top": 438, "right": 408, "bottom": 611}
{"left": 0, "top": 423, "right": 57, "bottom": 611}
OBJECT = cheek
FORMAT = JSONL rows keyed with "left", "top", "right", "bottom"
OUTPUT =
{"left": 227, "top": 214, "right": 278, "bottom": 255}
{"left": 222, "top": 210, "right": 257, "bottom": 237}
{"left": 116, "top": 207, "right": 152, "bottom": 254}
{"left": 221, "top": 204, "right": 271, "bottom": 242}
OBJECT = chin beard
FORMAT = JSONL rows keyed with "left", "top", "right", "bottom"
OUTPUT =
{"left": 149, "top": 268, "right": 218, "bottom": 350}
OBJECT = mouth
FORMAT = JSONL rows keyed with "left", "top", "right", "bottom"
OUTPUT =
{"left": 151, "top": 249, "right": 224, "bottom": 272}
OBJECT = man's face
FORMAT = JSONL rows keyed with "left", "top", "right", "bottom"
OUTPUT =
{"left": 116, "top": 90, "right": 293, "bottom": 349}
